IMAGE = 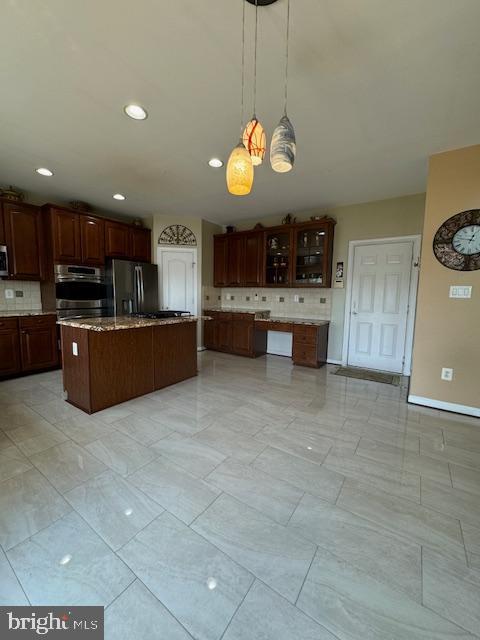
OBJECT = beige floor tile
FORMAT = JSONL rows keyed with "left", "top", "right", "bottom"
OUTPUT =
{"left": 85, "top": 431, "right": 157, "bottom": 477}
{"left": 421, "top": 478, "right": 480, "bottom": 529}
{"left": 151, "top": 433, "right": 226, "bottom": 478}
{"left": 30, "top": 442, "right": 107, "bottom": 493}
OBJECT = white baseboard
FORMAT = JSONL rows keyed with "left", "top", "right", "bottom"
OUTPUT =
{"left": 408, "top": 394, "right": 480, "bottom": 418}
{"left": 197, "top": 346, "right": 206, "bottom": 352}
{"left": 327, "top": 359, "right": 342, "bottom": 365}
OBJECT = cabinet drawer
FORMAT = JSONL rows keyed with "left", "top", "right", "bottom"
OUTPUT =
{"left": 0, "top": 318, "right": 19, "bottom": 331}
{"left": 293, "top": 324, "right": 318, "bottom": 337}
{"left": 266, "top": 321, "right": 293, "bottom": 333}
{"left": 19, "top": 315, "right": 56, "bottom": 329}
{"left": 232, "top": 313, "right": 254, "bottom": 323}
{"left": 293, "top": 332, "right": 317, "bottom": 346}
{"left": 293, "top": 344, "right": 318, "bottom": 365}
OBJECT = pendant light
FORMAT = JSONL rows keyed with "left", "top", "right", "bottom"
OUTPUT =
{"left": 227, "top": 0, "right": 254, "bottom": 196}
{"left": 271, "top": 0, "right": 296, "bottom": 173}
{"left": 243, "top": 0, "right": 266, "bottom": 166}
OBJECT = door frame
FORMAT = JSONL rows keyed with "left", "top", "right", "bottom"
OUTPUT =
{"left": 341, "top": 235, "right": 421, "bottom": 375}
{"left": 157, "top": 246, "right": 198, "bottom": 316}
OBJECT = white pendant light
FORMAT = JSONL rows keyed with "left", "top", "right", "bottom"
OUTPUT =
{"left": 227, "top": 0, "right": 254, "bottom": 196}
{"left": 271, "top": 0, "right": 296, "bottom": 173}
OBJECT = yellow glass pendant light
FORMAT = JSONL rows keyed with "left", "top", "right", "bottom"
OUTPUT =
{"left": 227, "top": 140, "right": 254, "bottom": 196}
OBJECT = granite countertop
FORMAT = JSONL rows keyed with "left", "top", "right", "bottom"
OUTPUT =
{"left": 203, "top": 307, "right": 270, "bottom": 319}
{"left": 57, "top": 316, "right": 202, "bottom": 332}
{"left": 255, "top": 316, "right": 330, "bottom": 327}
{"left": 0, "top": 310, "right": 56, "bottom": 318}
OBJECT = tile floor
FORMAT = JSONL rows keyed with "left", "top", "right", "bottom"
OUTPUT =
{"left": 0, "top": 351, "right": 479, "bottom": 640}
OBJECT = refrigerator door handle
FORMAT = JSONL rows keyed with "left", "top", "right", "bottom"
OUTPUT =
{"left": 139, "top": 267, "right": 145, "bottom": 308}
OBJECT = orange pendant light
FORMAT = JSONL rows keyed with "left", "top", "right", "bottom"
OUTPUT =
{"left": 243, "top": 117, "right": 266, "bottom": 166}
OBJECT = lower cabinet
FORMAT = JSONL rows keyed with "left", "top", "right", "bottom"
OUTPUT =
{"left": 0, "top": 319, "right": 21, "bottom": 376}
{"left": 0, "top": 315, "right": 59, "bottom": 378}
{"left": 204, "top": 311, "right": 266, "bottom": 358}
{"left": 154, "top": 322, "right": 197, "bottom": 389}
{"left": 292, "top": 324, "right": 328, "bottom": 368}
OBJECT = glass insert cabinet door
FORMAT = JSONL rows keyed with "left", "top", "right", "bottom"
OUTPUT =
{"left": 265, "top": 230, "right": 291, "bottom": 285}
{"left": 294, "top": 227, "right": 326, "bottom": 285}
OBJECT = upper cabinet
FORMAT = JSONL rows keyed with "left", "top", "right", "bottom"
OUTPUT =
{"left": 214, "top": 236, "right": 228, "bottom": 286}
{"left": 293, "top": 220, "right": 335, "bottom": 287}
{"left": 2, "top": 202, "right": 44, "bottom": 280}
{"left": 105, "top": 220, "right": 131, "bottom": 258}
{"left": 0, "top": 204, "right": 5, "bottom": 245}
{"left": 214, "top": 218, "right": 335, "bottom": 288}
{"left": 130, "top": 227, "right": 151, "bottom": 263}
{"left": 80, "top": 215, "right": 105, "bottom": 266}
{"left": 48, "top": 207, "right": 82, "bottom": 264}
{"left": 244, "top": 231, "right": 263, "bottom": 287}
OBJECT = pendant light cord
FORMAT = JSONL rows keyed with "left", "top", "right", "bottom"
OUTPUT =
{"left": 253, "top": 0, "right": 259, "bottom": 118}
{"left": 284, "top": 0, "right": 291, "bottom": 115}
{"left": 240, "top": 0, "right": 246, "bottom": 134}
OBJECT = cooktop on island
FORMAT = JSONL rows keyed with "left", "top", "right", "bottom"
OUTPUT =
{"left": 130, "top": 310, "right": 191, "bottom": 319}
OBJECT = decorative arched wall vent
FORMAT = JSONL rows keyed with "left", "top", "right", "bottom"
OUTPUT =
{"left": 158, "top": 225, "right": 197, "bottom": 246}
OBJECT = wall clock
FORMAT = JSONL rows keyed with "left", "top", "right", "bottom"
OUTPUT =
{"left": 433, "top": 209, "right": 480, "bottom": 271}
{"left": 158, "top": 225, "right": 197, "bottom": 246}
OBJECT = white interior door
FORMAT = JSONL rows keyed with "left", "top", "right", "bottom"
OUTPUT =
{"left": 348, "top": 241, "right": 413, "bottom": 373}
{"left": 159, "top": 249, "right": 197, "bottom": 315}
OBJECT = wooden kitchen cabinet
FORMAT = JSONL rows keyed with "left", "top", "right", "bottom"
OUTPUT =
{"left": 231, "top": 314, "right": 254, "bottom": 356}
{"left": 203, "top": 312, "right": 218, "bottom": 350}
{"left": 214, "top": 236, "right": 228, "bottom": 286}
{"left": 130, "top": 227, "right": 151, "bottom": 262}
{"left": 213, "top": 217, "right": 335, "bottom": 288}
{"left": 227, "top": 234, "right": 244, "bottom": 286}
{"left": 49, "top": 207, "right": 82, "bottom": 264}
{"left": 0, "top": 318, "right": 21, "bottom": 376}
{"left": 80, "top": 215, "right": 105, "bottom": 265}
{"left": 204, "top": 310, "right": 266, "bottom": 357}
{"left": 154, "top": 322, "right": 197, "bottom": 389}
{"left": 292, "top": 323, "right": 329, "bottom": 368}
{"left": 244, "top": 231, "right": 263, "bottom": 286}
{"left": 105, "top": 220, "right": 131, "bottom": 258}
{"left": 3, "top": 202, "right": 44, "bottom": 280}
{"left": 0, "top": 315, "right": 58, "bottom": 378}
{"left": 0, "top": 203, "right": 5, "bottom": 245}
{"left": 19, "top": 316, "right": 59, "bottom": 371}
{"left": 217, "top": 312, "right": 233, "bottom": 351}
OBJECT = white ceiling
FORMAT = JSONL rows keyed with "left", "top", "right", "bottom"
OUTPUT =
{"left": 1, "top": 0, "right": 479, "bottom": 224}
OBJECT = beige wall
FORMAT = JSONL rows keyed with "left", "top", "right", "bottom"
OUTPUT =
{"left": 234, "top": 193, "right": 425, "bottom": 361}
{"left": 410, "top": 145, "right": 480, "bottom": 413}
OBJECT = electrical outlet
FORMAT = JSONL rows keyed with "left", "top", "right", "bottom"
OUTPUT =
{"left": 72, "top": 342, "right": 78, "bottom": 357}
{"left": 254, "top": 294, "right": 259, "bottom": 301}
{"left": 5, "top": 289, "right": 14, "bottom": 299}
{"left": 226, "top": 293, "right": 232, "bottom": 301}
{"left": 294, "top": 295, "right": 299, "bottom": 303}
{"left": 441, "top": 367, "right": 453, "bottom": 381}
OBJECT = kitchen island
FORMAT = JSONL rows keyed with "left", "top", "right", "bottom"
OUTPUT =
{"left": 58, "top": 316, "right": 199, "bottom": 414}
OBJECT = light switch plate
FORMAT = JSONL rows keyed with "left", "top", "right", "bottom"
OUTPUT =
{"left": 72, "top": 342, "right": 78, "bottom": 356}
{"left": 449, "top": 285, "right": 472, "bottom": 299}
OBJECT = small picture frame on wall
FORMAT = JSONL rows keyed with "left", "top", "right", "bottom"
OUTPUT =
{"left": 334, "top": 261, "right": 344, "bottom": 288}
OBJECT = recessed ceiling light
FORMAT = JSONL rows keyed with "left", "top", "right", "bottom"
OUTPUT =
{"left": 124, "top": 104, "right": 148, "bottom": 120}
{"left": 208, "top": 158, "right": 224, "bottom": 168}
{"left": 113, "top": 193, "right": 126, "bottom": 201}
{"left": 36, "top": 167, "right": 54, "bottom": 177}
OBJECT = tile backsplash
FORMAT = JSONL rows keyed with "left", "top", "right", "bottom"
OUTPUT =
{"left": 0, "top": 280, "right": 42, "bottom": 311}
{"left": 203, "top": 286, "right": 331, "bottom": 320}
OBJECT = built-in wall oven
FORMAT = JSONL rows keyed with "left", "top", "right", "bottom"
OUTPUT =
{"left": 55, "top": 264, "right": 109, "bottom": 319}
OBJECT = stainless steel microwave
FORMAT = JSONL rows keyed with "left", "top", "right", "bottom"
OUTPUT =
{"left": 0, "top": 245, "right": 8, "bottom": 277}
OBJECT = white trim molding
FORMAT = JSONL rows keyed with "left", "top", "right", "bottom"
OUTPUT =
{"left": 327, "top": 358, "right": 342, "bottom": 365}
{"left": 408, "top": 394, "right": 480, "bottom": 418}
{"left": 341, "top": 234, "right": 422, "bottom": 376}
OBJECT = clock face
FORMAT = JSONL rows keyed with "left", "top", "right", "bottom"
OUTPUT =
{"left": 433, "top": 210, "right": 480, "bottom": 271}
{"left": 452, "top": 225, "right": 480, "bottom": 255}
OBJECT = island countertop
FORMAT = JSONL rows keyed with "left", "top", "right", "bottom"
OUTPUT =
{"left": 57, "top": 315, "right": 203, "bottom": 332}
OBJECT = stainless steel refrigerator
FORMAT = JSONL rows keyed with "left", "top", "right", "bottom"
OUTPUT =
{"left": 107, "top": 259, "right": 159, "bottom": 316}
